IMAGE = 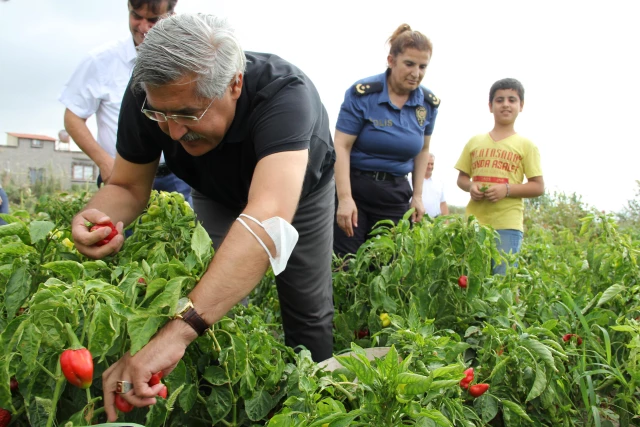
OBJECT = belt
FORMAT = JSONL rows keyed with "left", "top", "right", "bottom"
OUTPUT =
{"left": 156, "top": 163, "right": 172, "bottom": 177}
{"left": 352, "top": 168, "right": 407, "bottom": 182}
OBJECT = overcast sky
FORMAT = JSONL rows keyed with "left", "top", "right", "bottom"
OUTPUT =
{"left": 1, "top": 0, "right": 638, "bottom": 212}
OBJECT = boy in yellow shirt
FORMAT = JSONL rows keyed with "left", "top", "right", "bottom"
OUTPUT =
{"left": 455, "top": 78, "right": 544, "bottom": 274}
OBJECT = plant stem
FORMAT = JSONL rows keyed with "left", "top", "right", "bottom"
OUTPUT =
{"left": 45, "top": 361, "right": 66, "bottom": 427}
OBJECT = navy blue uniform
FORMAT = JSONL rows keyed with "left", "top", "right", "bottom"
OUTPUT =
{"left": 334, "top": 70, "right": 439, "bottom": 257}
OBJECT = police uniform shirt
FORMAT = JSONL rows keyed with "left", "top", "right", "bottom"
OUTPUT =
{"left": 116, "top": 52, "right": 335, "bottom": 210}
{"left": 336, "top": 71, "right": 438, "bottom": 176}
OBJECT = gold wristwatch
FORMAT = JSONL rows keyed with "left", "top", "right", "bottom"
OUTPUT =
{"left": 174, "top": 297, "right": 209, "bottom": 336}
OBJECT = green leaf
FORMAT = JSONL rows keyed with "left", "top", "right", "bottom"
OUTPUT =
{"left": 525, "top": 363, "right": 547, "bottom": 402}
{"left": 488, "top": 356, "right": 510, "bottom": 384}
{"left": 596, "top": 284, "right": 626, "bottom": 307}
{"left": 206, "top": 386, "right": 233, "bottom": 424}
{"left": 521, "top": 337, "right": 557, "bottom": 372}
{"left": 204, "top": 365, "right": 229, "bottom": 385}
{"left": 29, "top": 221, "right": 55, "bottom": 244}
{"left": 466, "top": 275, "right": 481, "bottom": 301}
{"left": 126, "top": 311, "right": 167, "bottom": 355}
{"left": 0, "top": 241, "right": 37, "bottom": 256}
{"left": 474, "top": 393, "right": 499, "bottom": 423}
{"left": 18, "top": 322, "right": 42, "bottom": 369}
{"left": 419, "top": 408, "right": 454, "bottom": 427}
{"left": 501, "top": 399, "right": 533, "bottom": 422}
{"left": 245, "top": 388, "right": 275, "bottom": 421}
{"left": 431, "top": 364, "right": 461, "bottom": 379}
{"left": 191, "top": 223, "right": 212, "bottom": 263}
{"left": 397, "top": 372, "right": 432, "bottom": 395}
{"left": 87, "top": 301, "right": 121, "bottom": 359}
{"left": 5, "top": 265, "right": 31, "bottom": 321}
{"left": 179, "top": 383, "right": 197, "bottom": 412}
{"left": 27, "top": 396, "right": 54, "bottom": 427}
{"left": 143, "top": 278, "right": 168, "bottom": 303}
{"left": 0, "top": 221, "right": 31, "bottom": 244}
{"left": 41, "top": 261, "right": 84, "bottom": 283}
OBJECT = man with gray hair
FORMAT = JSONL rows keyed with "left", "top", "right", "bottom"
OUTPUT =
{"left": 70, "top": 13, "right": 335, "bottom": 418}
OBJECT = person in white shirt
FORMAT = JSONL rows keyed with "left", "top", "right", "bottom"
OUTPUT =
{"left": 421, "top": 153, "right": 448, "bottom": 217}
{"left": 59, "top": 0, "right": 192, "bottom": 205}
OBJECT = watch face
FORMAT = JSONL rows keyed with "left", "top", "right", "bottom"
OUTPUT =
{"left": 175, "top": 297, "right": 191, "bottom": 316}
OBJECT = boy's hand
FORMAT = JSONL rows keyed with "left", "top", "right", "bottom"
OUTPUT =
{"left": 484, "top": 184, "right": 508, "bottom": 203}
{"left": 469, "top": 182, "right": 486, "bottom": 201}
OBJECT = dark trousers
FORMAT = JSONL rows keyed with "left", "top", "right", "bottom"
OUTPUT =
{"left": 192, "top": 180, "right": 335, "bottom": 362}
{"left": 333, "top": 171, "right": 412, "bottom": 257}
{"left": 97, "top": 172, "right": 193, "bottom": 207}
{"left": 0, "top": 188, "right": 8, "bottom": 225}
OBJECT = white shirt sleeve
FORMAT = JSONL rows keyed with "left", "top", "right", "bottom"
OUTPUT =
{"left": 59, "top": 54, "right": 102, "bottom": 119}
{"left": 440, "top": 180, "right": 446, "bottom": 203}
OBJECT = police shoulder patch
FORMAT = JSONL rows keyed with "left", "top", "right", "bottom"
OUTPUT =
{"left": 354, "top": 81, "right": 384, "bottom": 96}
{"left": 421, "top": 87, "right": 441, "bottom": 108}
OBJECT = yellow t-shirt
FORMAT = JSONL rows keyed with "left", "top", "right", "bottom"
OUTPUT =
{"left": 455, "top": 133, "right": 543, "bottom": 231}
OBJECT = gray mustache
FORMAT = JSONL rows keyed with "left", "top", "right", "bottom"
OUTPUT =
{"left": 179, "top": 132, "right": 206, "bottom": 142}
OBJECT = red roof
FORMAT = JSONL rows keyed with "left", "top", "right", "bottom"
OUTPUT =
{"left": 7, "top": 132, "right": 57, "bottom": 142}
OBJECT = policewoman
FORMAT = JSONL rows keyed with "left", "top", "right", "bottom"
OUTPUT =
{"left": 333, "top": 23, "right": 439, "bottom": 257}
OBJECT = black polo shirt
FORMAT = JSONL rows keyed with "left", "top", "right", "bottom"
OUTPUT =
{"left": 116, "top": 52, "right": 335, "bottom": 210}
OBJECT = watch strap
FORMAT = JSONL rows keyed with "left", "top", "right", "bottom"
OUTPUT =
{"left": 181, "top": 307, "right": 209, "bottom": 336}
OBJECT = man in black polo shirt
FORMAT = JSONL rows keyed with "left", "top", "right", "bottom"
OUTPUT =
{"left": 70, "top": 14, "right": 335, "bottom": 419}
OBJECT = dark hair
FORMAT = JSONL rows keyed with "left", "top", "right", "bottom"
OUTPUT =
{"left": 129, "top": 0, "right": 177, "bottom": 14}
{"left": 387, "top": 24, "right": 432, "bottom": 57}
{"left": 489, "top": 78, "right": 525, "bottom": 103}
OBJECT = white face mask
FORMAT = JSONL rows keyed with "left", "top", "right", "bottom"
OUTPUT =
{"left": 236, "top": 214, "right": 299, "bottom": 275}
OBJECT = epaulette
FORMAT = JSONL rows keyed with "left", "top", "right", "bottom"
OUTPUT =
{"left": 421, "top": 87, "right": 441, "bottom": 108}
{"left": 353, "top": 81, "right": 383, "bottom": 96}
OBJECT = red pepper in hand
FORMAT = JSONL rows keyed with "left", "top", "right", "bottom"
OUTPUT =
{"left": 89, "top": 221, "right": 117, "bottom": 246}
{"left": 460, "top": 367, "right": 474, "bottom": 389}
{"left": 149, "top": 371, "right": 164, "bottom": 387}
{"left": 469, "top": 383, "right": 490, "bottom": 397}
{"left": 157, "top": 385, "right": 168, "bottom": 399}
{"left": 458, "top": 275, "right": 468, "bottom": 289}
{"left": 0, "top": 408, "right": 11, "bottom": 427}
{"left": 115, "top": 394, "right": 134, "bottom": 413}
{"left": 60, "top": 323, "right": 94, "bottom": 389}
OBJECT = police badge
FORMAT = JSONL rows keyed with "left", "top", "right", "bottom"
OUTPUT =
{"left": 415, "top": 106, "right": 427, "bottom": 126}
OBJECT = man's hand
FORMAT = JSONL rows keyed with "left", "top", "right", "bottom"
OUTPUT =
{"left": 484, "top": 184, "right": 508, "bottom": 203}
{"left": 103, "top": 320, "right": 195, "bottom": 422}
{"left": 409, "top": 195, "right": 425, "bottom": 223}
{"left": 469, "top": 182, "right": 486, "bottom": 201}
{"left": 336, "top": 197, "right": 358, "bottom": 237}
{"left": 71, "top": 209, "right": 124, "bottom": 258}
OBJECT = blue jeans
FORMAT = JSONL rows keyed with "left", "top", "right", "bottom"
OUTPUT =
{"left": 492, "top": 229, "right": 523, "bottom": 275}
{"left": 97, "top": 173, "right": 193, "bottom": 207}
{"left": 0, "top": 188, "right": 8, "bottom": 225}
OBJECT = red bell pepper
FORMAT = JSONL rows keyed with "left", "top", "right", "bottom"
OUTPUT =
{"left": 88, "top": 221, "right": 117, "bottom": 246}
{"left": 115, "top": 394, "right": 134, "bottom": 413}
{"left": 60, "top": 323, "right": 94, "bottom": 389}
{"left": 0, "top": 408, "right": 11, "bottom": 427}
{"left": 458, "top": 275, "right": 468, "bottom": 289}
{"left": 460, "top": 367, "right": 474, "bottom": 389}
{"left": 469, "top": 383, "right": 490, "bottom": 397}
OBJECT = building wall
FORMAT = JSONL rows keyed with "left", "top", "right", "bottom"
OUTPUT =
{"left": 0, "top": 137, "right": 97, "bottom": 189}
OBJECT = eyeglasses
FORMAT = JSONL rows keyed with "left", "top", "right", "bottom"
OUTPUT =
{"left": 141, "top": 96, "right": 215, "bottom": 125}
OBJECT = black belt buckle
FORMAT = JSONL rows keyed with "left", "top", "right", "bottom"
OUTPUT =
{"left": 374, "top": 171, "right": 387, "bottom": 181}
